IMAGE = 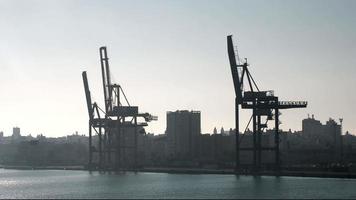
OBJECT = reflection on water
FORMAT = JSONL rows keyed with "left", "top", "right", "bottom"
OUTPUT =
{"left": 0, "top": 169, "right": 355, "bottom": 199}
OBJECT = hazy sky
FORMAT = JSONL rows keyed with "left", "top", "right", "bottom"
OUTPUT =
{"left": 0, "top": 0, "right": 355, "bottom": 137}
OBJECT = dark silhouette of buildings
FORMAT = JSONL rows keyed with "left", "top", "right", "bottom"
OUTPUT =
{"left": 0, "top": 128, "right": 88, "bottom": 166}
{"left": 302, "top": 115, "right": 342, "bottom": 161}
{"left": 279, "top": 115, "right": 344, "bottom": 165}
{"left": 1, "top": 115, "right": 356, "bottom": 172}
{"left": 136, "top": 113, "right": 356, "bottom": 170}
{"left": 166, "top": 110, "right": 201, "bottom": 161}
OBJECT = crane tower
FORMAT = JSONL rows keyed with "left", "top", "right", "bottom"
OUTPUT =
{"left": 82, "top": 47, "right": 157, "bottom": 170}
{"left": 227, "top": 35, "right": 307, "bottom": 172}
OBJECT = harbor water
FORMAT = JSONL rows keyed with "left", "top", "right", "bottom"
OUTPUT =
{"left": 0, "top": 169, "right": 356, "bottom": 199}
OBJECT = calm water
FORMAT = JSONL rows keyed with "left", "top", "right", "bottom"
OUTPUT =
{"left": 0, "top": 169, "right": 356, "bottom": 199}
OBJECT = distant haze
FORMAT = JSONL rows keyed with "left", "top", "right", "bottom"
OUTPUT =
{"left": 0, "top": 0, "right": 355, "bottom": 137}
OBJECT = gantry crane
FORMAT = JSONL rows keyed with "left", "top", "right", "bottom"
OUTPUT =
{"left": 82, "top": 46, "right": 157, "bottom": 170}
{"left": 227, "top": 35, "right": 307, "bottom": 172}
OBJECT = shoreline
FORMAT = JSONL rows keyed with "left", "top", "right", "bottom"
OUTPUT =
{"left": 138, "top": 167, "right": 356, "bottom": 179}
{"left": 1, "top": 165, "right": 356, "bottom": 179}
{"left": 0, "top": 165, "right": 85, "bottom": 170}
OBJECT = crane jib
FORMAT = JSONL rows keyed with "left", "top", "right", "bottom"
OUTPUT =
{"left": 227, "top": 35, "right": 243, "bottom": 103}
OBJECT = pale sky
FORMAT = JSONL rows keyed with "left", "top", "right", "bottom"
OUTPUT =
{"left": 0, "top": 0, "right": 355, "bottom": 137}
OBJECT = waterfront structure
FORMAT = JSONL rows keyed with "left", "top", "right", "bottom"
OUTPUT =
{"left": 166, "top": 110, "right": 201, "bottom": 160}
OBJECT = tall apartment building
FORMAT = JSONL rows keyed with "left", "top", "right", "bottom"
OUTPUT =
{"left": 0, "top": 131, "right": 3, "bottom": 143}
{"left": 166, "top": 110, "right": 201, "bottom": 160}
{"left": 12, "top": 127, "right": 21, "bottom": 140}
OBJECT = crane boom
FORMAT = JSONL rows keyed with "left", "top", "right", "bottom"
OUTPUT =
{"left": 82, "top": 71, "right": 93, "bottom": 120}
{"left": 100, "top": 46, "right": 113, "bottom": 114}
{"left": 227, "top": 35, "right": 243, "bottom": 103}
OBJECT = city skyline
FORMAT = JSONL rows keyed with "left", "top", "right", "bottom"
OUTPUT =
{"left": 0, "top": 112, "right": 347, "bottom": 137}
{"left": 0, "top": 0, "right": 355, "bottom": 137}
